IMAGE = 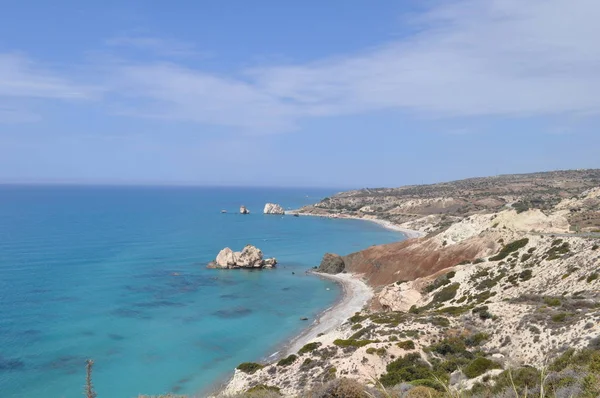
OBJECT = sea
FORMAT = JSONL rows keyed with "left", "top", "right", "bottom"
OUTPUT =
{"left": 0, "top": 186, "right": 405, "bottom": 397}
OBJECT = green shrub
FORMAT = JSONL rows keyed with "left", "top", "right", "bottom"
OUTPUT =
{"left": 552, "top": 313, "right": 568, "bottom": 322}
{"left": 380, "top": 353, "right": 432, "bottom": 387}
{"left": 546, "top": 242, "right": 570, "bottom": 260}
{"left": 436, "top": 306, "right": 471, "bottom": 316}
{"left": 465, "top": 332, "right": 490, "bottom": 347}
{"left": 520, "top": 253, "right": 532, "bottom": 262}
{"left": 491, "top": 367, "right": 541, "bottom": 394}
{"left": 430, "top": 338, "right": 469, "bottom": 357}
{"left": 237, "top": 362, "right": 264, "bottom": 374}
{"left": 431, "top": 283, "right": 460, "bottom": 304}
{"left": 544, "top": 297, "right": 561, "bottom": 306}
{"left": 519, "top": 269, "right": 533, "bottom": 281}
{"left": 592, "top": 244, "right": 599, "bottom": 251}
{"left": 472, "top": 306, "right": 493, "bottom": 320}
{"left": 587, "top": 272, "right": 599, "bottom": 283}
{"left": 489, "top": 238, "right": 529, "bottom": 261}
{"left": 349, "top": 313, "right": 367, "bottom": 323}
{"left": 351, "top": 323, "right": 363, "bottom": 330}
{"left": 333, "top": 339, "right": 376, "bottom": 348}
{"left": 424, "top": 272, "right": 455, "bottom": 293}
{"left": 298, "top": 342, "right": 321, "bottom": 355}
{"left": 397, "top": 340, "right": 416, "bottom": 350}
{"left": 277, "top": 354, "right": 297, "bottom": 367}
{"left": 246, "top": 384, "right": 281, "bottom": 394}
{"left": 464, "top": 357, "right": 501, "bottom": 378}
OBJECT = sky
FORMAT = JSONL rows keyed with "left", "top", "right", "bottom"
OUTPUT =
{"left": 0, "top": 0, "right": 599, "bottom": 188}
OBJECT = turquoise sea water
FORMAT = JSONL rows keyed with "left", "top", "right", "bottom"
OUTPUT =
{"left": 0, "top": 186, "right": 404, "bottom": 397}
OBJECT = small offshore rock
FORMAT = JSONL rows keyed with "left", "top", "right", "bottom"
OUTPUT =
{"left": 216, "top": 247, "right": 236, "bottom": 268}
{"left": 263, "top": 203, "right": 285, "bottom": 214}
{"left": 240, "top": 205, "right": 250, "bottom": 214}
{"left": 318, "top": 253, "right": 345, "bottom": 274}
{"left": 300, "top": 317, "right": 309, "bottom": 321}
{"left": 208, "top": 245, "right": 276, "bottom": 269}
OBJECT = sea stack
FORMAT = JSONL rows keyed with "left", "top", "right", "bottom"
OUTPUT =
{"left": 263, "top": 203, "right": 285, "bottom": 214}
{"left": 207, "top": 245, "right": 277, "bottom": 269}
{"left": 240, "top": 205, "right": 250, "bottom": 214}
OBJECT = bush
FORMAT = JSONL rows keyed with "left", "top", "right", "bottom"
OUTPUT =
{"left": 489, "top": 238, "right": 529, "bottom": 261}
{"left": 552, "top": 313, "right": 568, "bottom": 322}
{"left": 298, "top": 342, "right": 321, "bottom": 355}
{"left": 380, "top": 353, "right": 432, "bottom": 387}
{"left": 430, "top": 338, "right": 469, "bottom": 357}
{"left": 405, "top": 386, "right": 442, "bottom": 398}
{"left": 237, "top": 362, "right": 264, "bottom": 374}
{"left": 464, "top": 357, "right": 501, "bottom": 378}
{"left": 310, "top": 377, "right": 366, "bottom": 398}
{"left": 587, "top": 272, "right": 599, "bottom": 283}
{"left": 246, "top": 384, "right": 281, "bottom": 395}
{"left": 424, "top": 272, "right": 455, "bottom": 293}
{"left": 277, "top": 354, "right": 297, "bottom": 367}
{"left": 397, "top": 340, "right": 416, "bottom": 350}
{"left": 465, "top": 332, "right": 490, "bottom": 347}
{"left": 431, "top": 283, "right": 460, "bottom": 304}
{"left": 333, "top": 339, "right": 376, "bottom": 348}
{"left": 544, "top": 297, "right": 561, "bottom": 306}
{"left": 519, "top": 269, "right": 533, "bottom": 281}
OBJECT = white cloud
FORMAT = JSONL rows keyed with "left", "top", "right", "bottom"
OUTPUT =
{"left": 249, "top": 0, "right": 600, "bottom": 119}
{"left": 107, "top": 62, "right": 296, "bottom": 131}
{"left": 0, "top": 54, "right": 93, "bottom": 99}
{"left": 3, "top": 0, "right": 600, "bottom": 130}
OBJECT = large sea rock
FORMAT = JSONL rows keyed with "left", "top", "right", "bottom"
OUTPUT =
{"left": 208, "top": 245, "right": 277, "bottom": 269}
{"left": 318, "top": 253, "right": 345, "bottom": 274}
{"left": 263, "top": 203, "right": 285, "bottom": 214}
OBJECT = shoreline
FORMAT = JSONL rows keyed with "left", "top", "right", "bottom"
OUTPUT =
{"left": 282, "top": 272, "right": 373, "bottom": 356}
{"left": 216, "top": 212, "right": 415, "bottom": 396}
{"left": 212, "top": 272, "right": 373, "bottom": 397}
{"left": 287, "top": 211, "right": 425, "bottom": 239}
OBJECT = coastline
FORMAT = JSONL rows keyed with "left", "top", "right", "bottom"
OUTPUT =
{"left": 219, "top": 272, "right": 373, "bottom": 397}
{"left": 287, "top": 211, "right": 426, "bottom": 239}
{"left": 218, "top": 212, "right": 416, "bottom": 396}
{"left": 283, "top": 272, "right": 373, "bottom": 355}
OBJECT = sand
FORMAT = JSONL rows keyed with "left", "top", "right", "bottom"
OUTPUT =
{"left": 283, "top": 272, "right": 373, "bottom": 355}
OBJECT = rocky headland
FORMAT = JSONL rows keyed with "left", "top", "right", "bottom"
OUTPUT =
{"left": 207, "top": 245, "right": 277, "bottom": 269}
{"left": 264, "top": 203, "right": 285, "bottom": 214}
{"left": 218, "top": 170, "right": 600, "bottom": 397}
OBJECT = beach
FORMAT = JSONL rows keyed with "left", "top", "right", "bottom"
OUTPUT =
{"left": 283, "top": 272, "right": 373, "bottom": 355}
{"left": 287, "top": 210, "right": 425, "bottom": 239}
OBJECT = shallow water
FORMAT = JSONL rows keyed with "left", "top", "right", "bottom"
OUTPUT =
{"left": 0, "top": 186, "right": 404, "bottom": 397}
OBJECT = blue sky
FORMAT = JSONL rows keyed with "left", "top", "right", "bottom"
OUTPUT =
{"left": 0, "top": 0, "right": 598, "bottom": 188}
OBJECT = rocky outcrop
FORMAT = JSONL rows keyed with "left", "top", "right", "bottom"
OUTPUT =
{"left": 240, "top": 205, "right": 250, "bottom": 214}
{"left": 263, "top": 203, "right": 285, "bottom": 214}
{"left": 317, "top": 253, "right": 345, "bottom": 274}
{"left": 208, "top": 245, "right": 276, "bottom": 269}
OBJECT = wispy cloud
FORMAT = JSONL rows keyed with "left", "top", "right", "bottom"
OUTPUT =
{"left": 0, "top": 53, "right": 96, "bottom": 123}
{"left": 3, "top": 0, "right": 600, "bottom": 130}
{"left": 103, "top": 0, "right": 600, "bottom": 131}
{"left": 0, "top": 54, "right": 93, "bottom": 99}
{"left": 105, "top": 35, "right": 203, "bottom": 58}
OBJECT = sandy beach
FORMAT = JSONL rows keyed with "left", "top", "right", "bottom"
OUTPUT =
{"left": 287, "top": 211, "right": 425, "bottom": 239}
{"left": 283, "top": 272, "right": 373, "bottom": 355}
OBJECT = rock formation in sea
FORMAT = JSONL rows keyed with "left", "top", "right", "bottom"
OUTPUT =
{"left": 240, "top": 205, "right": 250, "bottom": 214}
{"left": 263, "top": 203, "right": 285, "bottom": 214}
{"left": 207, "top": 245, "right": 277, "bottom": 269}
{"left": 317, "top": 253, "right": 345, "bottom": 274}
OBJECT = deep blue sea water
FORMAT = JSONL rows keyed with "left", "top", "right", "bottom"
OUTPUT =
{"left": 0, "top": 186, "right": 404, "bottom": 398}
